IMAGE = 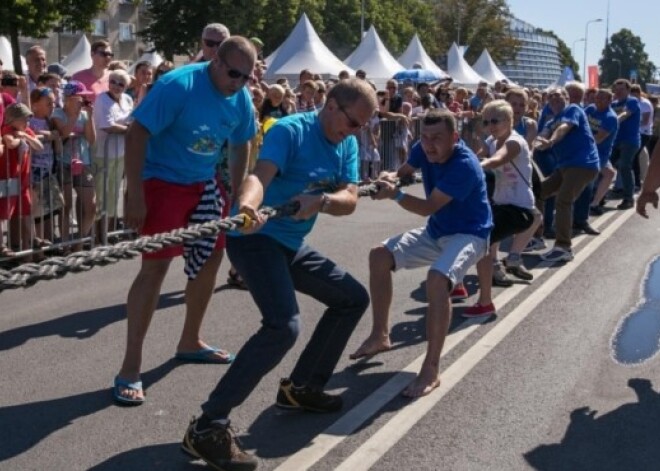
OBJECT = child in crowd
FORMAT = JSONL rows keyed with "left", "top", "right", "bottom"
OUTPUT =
{"left": 29, "top": 87, "right": 64, "bottom": 244}
{"left": 359, "top": 110, "right": 381, "bottom": 181}
{"left": 1, "top": 103, "right": 44, "bottom": 259}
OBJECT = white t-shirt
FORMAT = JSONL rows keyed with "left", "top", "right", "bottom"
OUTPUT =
{"left": 639, "top": 97, "right": 654, "bottom": 136}
{"left": 93, "top": 91, "right": 133, "bottom": 159}
{"left": 486, "top": 131, "right": 534, "bottom": 209}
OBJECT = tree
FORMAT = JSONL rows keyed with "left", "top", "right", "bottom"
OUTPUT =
{"left": 0, "top": 0, "right": 107, "bottom": 73}
{"left": 432, "top": 0, "right": 519, "bottom": 65}
{"left": 536, "top": 29, "right": 581, "bottom": 81}
{"left": 599, "top": 28, "right": 656, "bottom": 87}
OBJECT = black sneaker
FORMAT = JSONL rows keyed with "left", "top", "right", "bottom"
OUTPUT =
{"left": 181, "top": 416, "right": 257, "bottom": 471}
{"left": 276, "top": 378, "right": 343, "bottom": 413}
{"left": 503, "top": 259, "right": 533, "bottom": 281}
{"left": 617, "top": 199, "right": 634, "bottom": 210}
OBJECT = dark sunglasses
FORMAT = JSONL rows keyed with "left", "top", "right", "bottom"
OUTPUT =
{"left": 338, "top": 104, "right": 363, "bottom": 129}
{"left": 221, "top": 60, "right": 251, "bottom": 81}
{"left": 96, "top": 50, "right": 114, "bottom": 58}
{"left": 109, "top": 79, "right": 126, "bottom": 88}
{"left": 483, "top": 118, "right": 502, "bottom": 126}
{"left": 203, "top": 38, "right": 223, "bottom": 48}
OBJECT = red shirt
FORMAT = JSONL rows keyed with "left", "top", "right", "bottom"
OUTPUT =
{"left": 1, "top": 125, "right": 34, "bottom": 184}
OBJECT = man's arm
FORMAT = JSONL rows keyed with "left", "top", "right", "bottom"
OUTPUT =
{"left": 481, "top": 139, "right": 521, "bottom": 169}
{"left": 636, "top": 142, "right": 660, "bottom": 218}
{"left": 123, "top": 121, "right": 151, "bottom": 230}
{"left": 228, "top": 141, "right": 250, "bottom": 203}
{"left": 373, "top": 180, "right": 452, "bottom": 217}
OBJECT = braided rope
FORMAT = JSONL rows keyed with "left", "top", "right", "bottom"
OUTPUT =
{"left": 0, "top": 177, "right": 420, "bottom": 293}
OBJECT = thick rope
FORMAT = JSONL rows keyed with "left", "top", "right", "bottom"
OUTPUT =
{"left": 0, "top": 177, "right": 420, "bottom": 293}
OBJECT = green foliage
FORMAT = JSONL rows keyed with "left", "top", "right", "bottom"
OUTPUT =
{"left": 599, "top": 28, "right": 656, "bottom": 87}
{"left": 432, "top": 0, "right": 519, "bottom": 64}
{"left": 0, "top": 0, "right": 107, "bottom": 73}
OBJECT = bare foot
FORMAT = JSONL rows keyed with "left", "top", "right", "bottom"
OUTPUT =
{"left": 349, "top": 334, "right": 391, "bottom": 360}
{"left": 402, "top": 370, "right": 441, "bottom": 398}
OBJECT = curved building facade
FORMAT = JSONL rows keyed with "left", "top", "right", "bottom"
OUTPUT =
{"left": 499, "top": 17, "right": 562, "bottom": 89}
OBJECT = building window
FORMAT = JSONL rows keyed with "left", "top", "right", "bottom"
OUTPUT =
{"left": 119, "top": 23, "right": 136, "bottom": 42}
{"left": 91, "top": 19, "right": 107, "bottom": 37}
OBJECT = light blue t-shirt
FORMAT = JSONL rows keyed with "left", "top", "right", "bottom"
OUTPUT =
{"left": 585, "top": 104, "right": 618, "bottom": 166}
{"left": 234, "top": 112, "right": 359, "bottom": 250}
{"left": 552, "top": 104, "right": 600, "bottom": 170}
{"left": 51, "top": 108, "right": 92, "bottom": 165}
{"left": 611, "top": 96, "right": 641, "bottom": 147}
{"left": 408, "top": 140, "right": 492, "bottom": 240}
{"left": 133, "top": 62, "right": 256, "bottom": 184}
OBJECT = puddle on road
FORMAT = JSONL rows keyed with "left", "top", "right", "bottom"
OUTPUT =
{"left": 611, "top": 256, "right": 660, "bottom": 365}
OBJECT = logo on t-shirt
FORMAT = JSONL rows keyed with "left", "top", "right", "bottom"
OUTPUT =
{"left": 188, "top": 124, "right": 221, "bottom": 156}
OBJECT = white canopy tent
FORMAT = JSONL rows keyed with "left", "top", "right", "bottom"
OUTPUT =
{"left": 344, "top": 25, "right": 404, "bottom": 88}
{"left": 128, "top": 51, "right": 164, "bottom": 74}
{"left": 265, "top": 13, "right": 354, "bottom": 84}
{"left": 61, "top": 35, "right": 92, "bottom": 75}
{"left": 472, "top": 49, "right": 513, "bottom": 85}
{"left": 446, "top": 42, "right": 487, "bottom": 88}
{"left": 0, "top": 36, "right": 27, "bottom": 72}
{"left": 397, "top": 34, "right": 447, "bottom": 77}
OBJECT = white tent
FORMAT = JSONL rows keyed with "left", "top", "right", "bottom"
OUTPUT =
{"left": 344, "top": 25, "right": 404, "bottom": 86}
{"left": 446, "top": 42, "right": 487, "bottom": 88}
{"left": 397, "top": 34, "right": 447, "bottom": 77}
{"left": 0, "top": 36, "right": 27, "bottom": 72}
{"left": 472, "top": 49, "right": 512, "bottom": 85}
{"left": 265, "top": 13, "right": 354, "bottom": 83}
{"left": 129, "top": 51, "right": 164, "bottom": 74}
{"left": 61, "top": 35, "right": 92, "bottom": 75}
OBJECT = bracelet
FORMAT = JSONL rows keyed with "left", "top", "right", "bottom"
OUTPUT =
{"left": 393, "top": 190, "right": 406, "bottom": 203}
{"left": 319, "top": 193, "right": 331, "bottom": 213}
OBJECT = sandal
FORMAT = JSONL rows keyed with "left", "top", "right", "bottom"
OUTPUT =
{"left": 0, "top": 247, "right": 16, "bottom": 258}
{"left": 227, "top": 269, "right": 248, "bottom": 290}
{"left": 113, "top": 375, "right": 145, "bottom": 406}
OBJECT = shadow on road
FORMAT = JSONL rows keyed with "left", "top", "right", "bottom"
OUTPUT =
{"left": 525, "top": 378, "right": 660, "bottom": 471}
{"left": 88, "top": 443, "right": 201, "bottom": 470}
{"left": 0, "top": 360, "right": 180, "bottom": 463}
{"left": 0, "top": 290, "right": 186, "bottom": 352}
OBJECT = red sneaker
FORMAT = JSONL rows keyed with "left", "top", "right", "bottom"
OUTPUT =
{"left": 462, "top": 302, "right": 496, "bottom": 318}
{"left": 450, "top": 283, "right": 468, "bottom": 301}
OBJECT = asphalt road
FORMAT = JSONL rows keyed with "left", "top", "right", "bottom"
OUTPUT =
{"left": 2, "top": 185, "right": 660, "bottom": 471}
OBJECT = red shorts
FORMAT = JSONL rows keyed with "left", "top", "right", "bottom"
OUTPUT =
{"left": 141, "top": 178, "right": 229, "bottom": 260}
{"left": 0, "top": 191, "right": 32, "bottom": 220}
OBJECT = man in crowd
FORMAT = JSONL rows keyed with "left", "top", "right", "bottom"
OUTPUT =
{"left": 113, "top": 37, "right": 257, "bottom": 406}
{"left": 182, "top": 79, "right": 376, "bottom": 471}
{"left": 25, "top": 45, "right": 47, "bottom": 92}
{"left": 350, "top": 109, "right": 492, "bottom": 398}
{"left": 71, "top": 40, "right": 113, "bottom": 101}
{"left": 199, "top": 23, "right": 230, "bottom": 62}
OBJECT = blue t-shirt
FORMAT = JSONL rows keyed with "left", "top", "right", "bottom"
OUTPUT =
{"left": 611, "top": 96, "right": 641, "bottom": 147}
{"left": 552, "top": 104, "right": 600, "bottom": 170}
{"left": 133, "top": 62, "right": 256, "bottom": 184}
{"left": 237, "top": 112, "right": 359, "bottom": 250}
{"left": 584, "top": 104, "right": 618, "bottom": 166}
{"left": 407, "top": 141, "right": 492, "bottom": 240}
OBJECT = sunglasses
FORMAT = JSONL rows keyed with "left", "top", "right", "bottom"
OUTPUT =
{"left": 36, "top": 87, "right": 53, "bottom": 97}
{"left": 338, "top": 104, "right": 363, "bottom": 129}
{"left": 96, "top": 50, "right": 114, "bottom": 58}
{"left": 482, "top": 118, "right": 502, "bottom": 126}
{"left": 109, "top": 79, "right": 126, "bottom": 88}
{"left": 221, "top": 60, "right": 251, "bottom": 82}
{"left": 203, "top": 38, "right": 223, "bottom": 48}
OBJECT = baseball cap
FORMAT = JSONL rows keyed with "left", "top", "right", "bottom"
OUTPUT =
{"left": 5, "top": 103, "right": 33, "bottom": 124}
{"left": 62, "top": 80, "right": 95, "bottom": 98}
{"left": 47, "top": 63, "right": 68, "bottom": 78}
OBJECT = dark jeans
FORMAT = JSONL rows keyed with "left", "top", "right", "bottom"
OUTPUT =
{"left": 201, "top": 234, "right": 369, "bottom": 419}
{"left": 612, "top": 142, "right": 641, "bottom": 200}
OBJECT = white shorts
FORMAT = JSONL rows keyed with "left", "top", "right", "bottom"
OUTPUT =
{"left": 383, "top": 226, "right": 487, "bottom": 286}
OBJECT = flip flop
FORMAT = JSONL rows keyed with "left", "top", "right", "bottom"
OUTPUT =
{"left": 113, "top": 375, "right": 145, "bottom": 406}
{"left": 349, "top": 345, "right": 391, "bottom": 360}
{"left": 175, "top": 347, "right": 235, "bottom": 364}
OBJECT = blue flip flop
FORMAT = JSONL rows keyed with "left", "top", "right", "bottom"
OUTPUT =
{"left": 175, "top": 347, "right": 235, "bottom": 364}
{"left": 113, "top": 375, "right": 145, "bottom": 406}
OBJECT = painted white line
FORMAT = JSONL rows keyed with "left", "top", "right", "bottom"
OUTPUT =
{"left": 274, "top": 209, "right": 622, "bottom": 471}
{"left": 334, "top": 209, "right": 634, "bottom": 471}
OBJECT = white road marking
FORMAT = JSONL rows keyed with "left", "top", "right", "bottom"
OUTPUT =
{"left": 274, "top": 209, "right": 624, "bottom": 471}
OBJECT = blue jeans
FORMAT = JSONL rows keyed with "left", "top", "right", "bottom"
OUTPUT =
{"left": 201, "top": 234, "right": 369, "bottom": 419}
{"left": 613, "top": 142, "right": 640, "bottom": 200}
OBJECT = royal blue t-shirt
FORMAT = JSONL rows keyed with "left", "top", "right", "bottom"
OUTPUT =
{"left": 552, "top": 104, "right": 600, "bottom": 170}
{"left": 407, "top": 141, "right": 492, "bottom": 240}
{"left": 611, "top": 96, "right": 641, "bottom": 147}
{"left": 584, "top": 104, "right": 618, "bottom": 166}
{"left": 133, "top": 62, "right": 256, "bottom": 184}
{"left": 234, "top": 112, "right": 359, "bottom": 250}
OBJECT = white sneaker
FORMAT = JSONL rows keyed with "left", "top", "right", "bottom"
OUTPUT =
{"left": 539, "top": 246, "right": 574, "bottom": 262}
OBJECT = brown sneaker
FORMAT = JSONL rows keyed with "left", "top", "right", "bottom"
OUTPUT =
{"left": 181, "top": 416, "right": 257, "bottom": 471}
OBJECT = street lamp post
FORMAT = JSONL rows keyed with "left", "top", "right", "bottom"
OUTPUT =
{"left": 583, "top": 18, "right": 603, "bottom": 82}
{"left": 573, "top": 38, "right": 585, "bottom": 60}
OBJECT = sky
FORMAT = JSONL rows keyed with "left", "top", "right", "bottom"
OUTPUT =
{"left": 506, "top": 0, "right": 660, "bottom": 78}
